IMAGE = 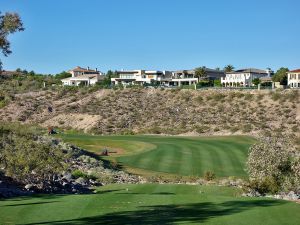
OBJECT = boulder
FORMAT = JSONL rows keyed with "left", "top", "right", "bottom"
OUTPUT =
{"left": 25, "top": 184, "right": 34, "bottom": 190}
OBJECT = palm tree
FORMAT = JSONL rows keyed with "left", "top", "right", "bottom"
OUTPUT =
{"left": 195, "top": 66, "right": 207, "bottom": 81}
{"left": 224, "top": 65, "right": 235, "bottom": 73}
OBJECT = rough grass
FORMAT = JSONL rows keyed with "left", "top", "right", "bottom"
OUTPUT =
{"left": 0, "top": 184, "right": 299, "bottom": 225}
{"left": 60, "top": 134, "right": 256, "bottom": 177}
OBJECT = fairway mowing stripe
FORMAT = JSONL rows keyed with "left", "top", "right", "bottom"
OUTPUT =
{"left": 143, "top": 145, "right": 163, "bottom": 170}
{"left": 154, "top": 143, "right": 169, "bottom": 172}
{"left": 231, "top": 142, "right": 251, "bottom": 159}
{"left": 206, "top": 144, "right": 227, "bottom": 176}
{"left": 161, "top": 143, "right": 184, "bottom": 174}
{"left": 191, "top": 142, "right": 212, "bottom": 176}
{"left": 155, "top": 143, "right": 176, "bottom": 173}
{"left": 172, "top": 144, "right": 184, "bottom": 175}
{"left": 62, "top": 134, "right": 254, "bottom": 178}
{"left": 198, "top": 142, "right": 216, "bottom": 174}
{"left": 119, "top": 143, "right": 158, "bottom": 168}
{"left": 212, "top": 143, "right": 239, "bottom": 176}
{"left": 179, "top": 143, "right": 194, "bottom": 175}
{"left": 221, "top": 143, "right": 247, "bottom": 176}
{"left": 127, "top": 145, "right": 161, "bottom": 170}
{"left": 190, "top": 144, "right": 202, "bottom": 176}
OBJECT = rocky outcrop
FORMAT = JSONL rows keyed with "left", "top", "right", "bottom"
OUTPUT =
{"left": 0, "top": 136, "right": 146, "bottom": 198}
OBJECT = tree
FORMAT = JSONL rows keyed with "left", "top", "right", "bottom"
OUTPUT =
{"left": 29, "top": 70, "right": 35, "bottom": 76}
{"left": 55, "top": 71, "right": 72, "bottom": 80}
{"left": 246, "top": 137, "right": 299, "bottom": 194}
{"left": 272, "top": 67, "right": 289, "bottom": 85}
{"left": 194, "top": 66, "right": 207, "bottom": 81}
{"left": 0, "top": 12, "right": 24, "bottom": 72}
{"left": 252, "top": 78, "right": 261, "bottom": 86}
{"left": 224, "top": 65, "right": 235, "bottom": 73}
{"left": 214, "top": 79, "right": 221, "bottom": 87}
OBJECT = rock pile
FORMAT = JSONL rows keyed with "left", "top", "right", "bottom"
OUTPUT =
{"left": 0, "top": 137, "right": 145, "bottom": 198}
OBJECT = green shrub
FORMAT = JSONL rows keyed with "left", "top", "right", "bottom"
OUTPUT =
{"left": 244, "top": 93, "right": 253, "bottom": 101}
{"left": 0, "top": 123, "right": 65, "bottom": 184}
{"left": 230, "top": 126, "right": 239, "bottom": 133}
{"left": 284, "top": 90, "right": 298, "bottom": 102}
{"left": 242, "top": 124, "right": 252, "bottom": 133}
{"left": 247, "top": 137, "right": 299, "bottom": 194}
{"left": 270, "top": 92, "right": 281, "bottom": 101}
{"left": 245, "top": 177, "right": 280, "bottom": 194}
{"left": 203, "top": 171, "right": 216, "bottom": 181}
{"left": 195, "top": 126, "right": 209, "bottom": 133}
{"left": 71, "top": 170, "right": 97, "bottom": 180}
{"left": 0, "top": 100, "right": 6, "bottom": 108}
{"left": 72, "top": 170, "right": 88, "bottom": 179}
{"left": 195, "top": 95, "right": 203, "bottom": 103}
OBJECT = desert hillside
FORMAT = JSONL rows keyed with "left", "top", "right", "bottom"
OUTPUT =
{"left": 0, "top": 88, "right": 299, "bottom": 137}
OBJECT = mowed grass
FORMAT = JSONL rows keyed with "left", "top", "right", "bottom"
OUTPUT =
{"left": 60, "top": 134, "right": 256, "bottom": 177}
{"left": 0, "top": 184, "right": 299, "bottom": 225}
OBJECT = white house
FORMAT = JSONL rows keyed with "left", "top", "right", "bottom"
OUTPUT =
{"left": 287, "top": 69, "right": 300, "bottom": 88}
{"left": 221, "top": 68, "right": 273, "bottom": 87}
{"left": 111, "top": 70, "right": 173, "bottom": 86}
{"left": 61, "top": 66, "right": 104, "bottom": 86}
{"left": 111, "top": 69, "right": 199, "bottom": 86}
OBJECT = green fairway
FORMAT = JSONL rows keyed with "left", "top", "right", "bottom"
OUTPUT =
{"left": 0, "top": 184, "right": 299, "bottom": 225}
{"left": 60, "top": 134, "right": 256, "bottom": 177}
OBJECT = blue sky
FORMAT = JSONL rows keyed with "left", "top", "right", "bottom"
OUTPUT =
{"left": 1, "top": 0, "right": 299, "bottom": 74}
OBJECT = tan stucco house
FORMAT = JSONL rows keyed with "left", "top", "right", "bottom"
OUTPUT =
{"left": 61, "top": 66, "right": 104, "bottom": 86}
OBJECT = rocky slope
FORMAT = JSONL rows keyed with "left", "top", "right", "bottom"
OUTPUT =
{"left": 0, "top": 133, "right": 145, "bottom": 198}
{"left": 0, "top": 88, "right": 299, "bottom": 138}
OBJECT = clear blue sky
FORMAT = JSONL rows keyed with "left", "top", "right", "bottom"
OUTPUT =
{"left": 1, "top": 0, "right": 300, "bottom": 74}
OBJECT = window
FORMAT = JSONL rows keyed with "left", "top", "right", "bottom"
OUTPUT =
{"left": 120, "top": 74, "right": 134, "bottom": 79}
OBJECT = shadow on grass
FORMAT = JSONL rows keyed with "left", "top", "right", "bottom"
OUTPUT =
{"left": 116, "top": 192, "right": 175, "bottom": 195}
{"left": 24, "top": 199, "right": 285, "bottom": 225}
{"left": 1, "top": 201, "right": 60, "bottom": 207}
{"left": 94, "top": 189, "right": 123, "bottom": 194}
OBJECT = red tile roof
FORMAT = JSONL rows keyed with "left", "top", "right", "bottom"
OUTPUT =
{"left": 70, "top": 66, "right": 98, "bottom": 73}
{"left": 0, "top": 70, "right": 22, "bottom": 76}
{"left": 289, "top": 69, "right": 300, "bottom": 73}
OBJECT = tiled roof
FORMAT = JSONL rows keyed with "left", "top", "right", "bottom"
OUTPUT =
{"left": 289, "top": 69, "right": 300, "bottom": 73}
{"left": 0, "top": 70, "right": 22, "bottom": 76}
{"left": 70, "top": 66, "right": 98, "bottom": 72}
{"left": 62, "top": 74, "right": 105, "bottom": 81}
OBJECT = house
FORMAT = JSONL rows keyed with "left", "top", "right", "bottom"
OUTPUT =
{"left": 111, "top": 70, "right": 173, "bottom": 86}
{"left": 0, "top": 70, "right": 22, "bottom": 78}
{"left": 221, "top": 68, "right": 273, "bottom": 87}
{"left": 170, "top": 68, "right": 225, "bottom": 86}
{"left": 173, "top": 68, "right": 225, "bottom": 80}
{"left": 111, "top": 68, "right": 224, "bottom": 87}
{"left": 287, "top": 69, "right": 300, "bottom": 88}
{"left": 61, "top": 66, "right": 104, "bottom": 86}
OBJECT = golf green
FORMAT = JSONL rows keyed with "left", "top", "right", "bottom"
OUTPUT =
{"left": 0, "top": 184, "right": 299, "bottom": 225}
{"left": 60, "top": 134, "right": 256, "bottom": 177}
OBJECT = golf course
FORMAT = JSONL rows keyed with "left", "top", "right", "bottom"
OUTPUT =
{"left": 1, "top": 134, "right": 300, "bottom": 224}
{"left": 59, "top": 134, "right": 256, "bottom": 177}
{"left": 1, "top": 184, "right": 300, "bottom": 225}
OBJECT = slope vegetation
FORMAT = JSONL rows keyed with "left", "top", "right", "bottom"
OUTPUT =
{"left": 0, "top": 88, "right": 299, "bottom": 137}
